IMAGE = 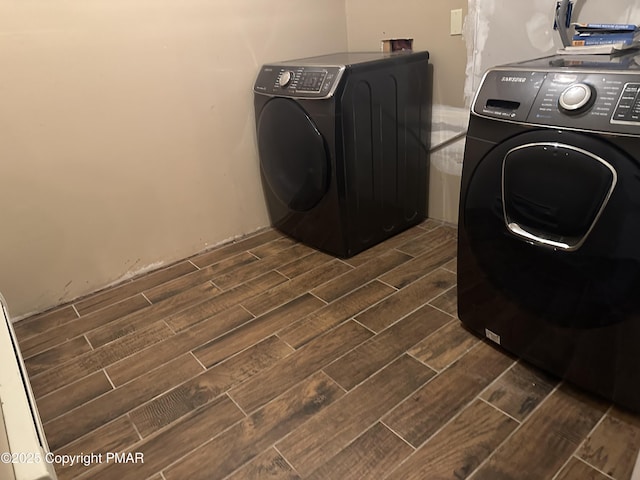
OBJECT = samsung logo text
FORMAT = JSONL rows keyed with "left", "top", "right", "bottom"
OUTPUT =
{"left": 501, "top": 76, "right": 527, "bottom": 83}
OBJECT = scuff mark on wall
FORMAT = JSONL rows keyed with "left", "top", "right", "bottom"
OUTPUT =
{"left": 106, "top": 226, "right": 272, "bottom": 291}
{"left": 114, "top": 261, "right": 166, "bottom": 285}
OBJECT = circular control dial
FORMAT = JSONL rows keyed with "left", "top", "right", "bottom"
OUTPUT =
{"left": 278, "top": 71, "right": 295, "bottom": 88}
{"left": 558, "top": 83, "right": 594, "bottom": 113}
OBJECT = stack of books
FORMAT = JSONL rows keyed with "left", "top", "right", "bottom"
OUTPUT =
{"left": 558, "top": 23, "right": 640, "bottom": 54}
{"left": 572, "top": 23, "right": 640, "bottom": 47}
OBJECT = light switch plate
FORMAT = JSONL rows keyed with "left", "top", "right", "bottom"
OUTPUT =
{"left": 450, "top": 9, "right": 463, "bottom": 36}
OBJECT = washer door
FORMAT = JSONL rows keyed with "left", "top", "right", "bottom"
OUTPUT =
{"left": 463, "top": 129, "right": 640, "bottom": 327}
{"left": 501, "top": 142, "right": 616, "bottom": 251}
{"left": 257, "top": 98, "right": 330, "bottom": 212}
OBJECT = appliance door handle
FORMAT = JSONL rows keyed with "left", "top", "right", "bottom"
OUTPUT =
{"left": 506, "top": 222, "right": 576, "bottom": 251}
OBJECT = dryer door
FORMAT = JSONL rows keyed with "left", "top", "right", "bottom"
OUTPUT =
{"left": 257, "top": 98, "right": 330, "bottom": 212}
{"left": 461, "top": 129, "right": 640, "bottom": 328}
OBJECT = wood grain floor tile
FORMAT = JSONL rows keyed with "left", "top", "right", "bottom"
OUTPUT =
{"left": 555, "top": 457, "right": 612, "bottom": 480}
{"left": 385, "top": 399, "right": 517, "bottom": 480}
{"left": 384, "top": 341, "right": 514, "bottom": 447}
{"left": 306, "top": 422, "right": 412, "bottom": 480}
{"left": 341, "top": 224, "right": 429, "bottom": 268}
{"left": 278, "top": 280, "right": 394, "bottom": 348}
{"left": 419, "top": 218, "right": 445, "bottom": 231}
{"left": 275, "top": 250, "right": 334, "bottom": 279}
{"left": 189, "top": 229, "right": 282, "bottom": 268}
{"left": 248, "top": 236, "right": 298, "bottom": 258}
{"left": 578, "top": 407, "right": 640, "bottom": 480}
{"left": 30, "top": 321, "right": 174, "bottom": 398}
{"left": 20, "top": 294, "right": 151, "bottom": 358}
{"left": 89, "top": 395, "right": 244, "bottom": 480}
{"left": 86, "top": 283, "right": 220, "bottom": 348}
{"left": 442, "top": 257, "right": 457, "bottom": 273}
{"left": 324, "top": 304, "right": 450, "bottom": 390}
{"left": 276, "top": 355, "right": 435, "bottom": 477}
{"left": 311, "top": 249, "right": 411, "bottom": 303}
{"left": 471, "top": 383, "right": 608, "bottom": 480}
{"left": 429, "top": 285, "right": 458, "bottom": 316}
{"left": 225, "top": 448, "right": 300, "bottom": 480}
{"left": 409, "top": 319, "right": 479, "bottom": 372}
{"left": 213, "top": 244, "right": 314, "bottom": 290}
{"left": 230, "top": 320, "right": 373, "bottom": 413}
{"left": 13, "top": 305, "right": 79, "bottom": 342}
{"left": 355, "top": 268, "right": 456, "bottom": 332}
{"left": 24, "top": 336, "right": 93, "bottom": 376}
{"left": 194, "top": 294, "right": 324, "bottom": 368}
{"left": 37, "top": 370, "right": 113, "bottom": 423}
{"left": 130, "top": 336, "right": 293, "bottom": 437}
{"left": 396, "top": 225, "right": 457, "bottom": 257}
{"left": 164, "top": 372, "right": 344, "bottom": 480}
{"left": 15, "top": 225, "right": 640, "bottom": 480}
{"left": 143, "top": 252, "right": 258, "bottom": 303}
{"left": 481, "top": 361, "right": 558, "bottom": 422}
{"left": 380, "top": 240, "right": 457, "bottom": 289}
{"left": 241, "top": 260, "right": 350, "bottom": 317}
{"left": 44, "top": 353, "right": 203, "bottom": 450}
{"left": 165, "top": 271, "right": 286, "bottom": 331}
{"left": 106, "top": 305, "right": 254, "bottom": 386}
{"left": 74, "top": 261, "right": 198, "bottom": 316}
{"left": 53, "top": 416, "right": 140, "bottom": 480}
{"left": 84, "top": 320, "right": 174, "bottom": 368}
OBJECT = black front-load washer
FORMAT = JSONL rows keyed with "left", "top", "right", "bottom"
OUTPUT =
{"left": 458, "top": 52, "right": 640, "bottom": 411}
{"left": 253, "top": 52, "right": 431, "bottom": 258}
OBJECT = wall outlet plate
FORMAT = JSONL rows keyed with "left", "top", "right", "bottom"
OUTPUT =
{"left": 450, "top": 9, "right": 463, "bottom": 36}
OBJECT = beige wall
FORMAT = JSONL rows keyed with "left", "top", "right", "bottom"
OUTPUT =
{"left": 345, "top": 0, "right": 468, "bottom": 107}
{"left": 2, "top": 1, "right": 467, "bottom": 318}
{"left": 0, "top": 0, "right": 348, "bottom": 318}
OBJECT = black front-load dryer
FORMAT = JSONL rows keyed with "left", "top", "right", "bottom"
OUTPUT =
{"left": 254, "top": 52, "right": 431, "bottom": 258}
{"left": 458, "top": 52, "right": 640, "bottom": 411}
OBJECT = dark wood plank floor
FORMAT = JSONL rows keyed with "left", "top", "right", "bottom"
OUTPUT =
{"left": 15, "top": 219, "right": 640, "bottom": 480}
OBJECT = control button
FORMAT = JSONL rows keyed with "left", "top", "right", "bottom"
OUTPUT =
{"left": 558, "top": 83, "right": 594, "bottom": 113}
{"left": 278, "top": 71, "right": 295, "bottom": 88}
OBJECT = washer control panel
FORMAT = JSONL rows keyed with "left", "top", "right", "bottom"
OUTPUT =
{"left": 529, "top": 73, "right": 626, "bottom": 126}
{"left": 473, "top": 64, "right": 640, "bottom": 135}
{"left": 254, "top": 64, "right": 344, "bottom": 99}
{"left": 558, "top": 82, "right": 594, "bottom": 113}
{"left": 612, "top": 83, "right": 640, "bottom": 124}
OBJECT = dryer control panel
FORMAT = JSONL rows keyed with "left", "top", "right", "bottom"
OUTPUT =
{"left": 473, "top": 57, "right": 640, "bottom": 136}
{"left": 254, "top": 64, "right": 345, "bottom": 99}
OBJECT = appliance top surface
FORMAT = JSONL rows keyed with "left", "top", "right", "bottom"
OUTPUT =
{"left": 254, "top": 50, "right": 428, "bottom": 99}
{"left": 502, "top": 51, "right": 640, "bottom": 72}
{"left": 471, "top": 50, "right": 640, "bottom": 136}
{"left": 271, "top": 51, "right": 426, "bottom": 67}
